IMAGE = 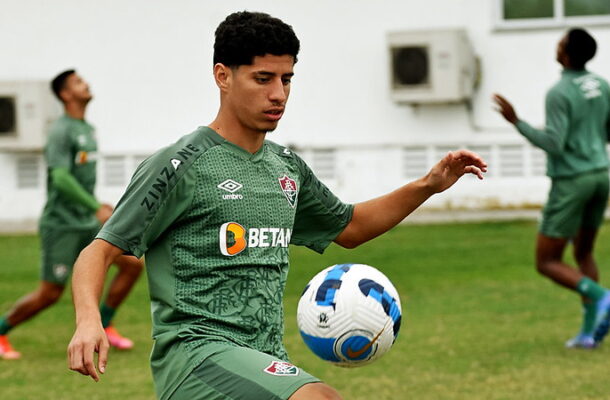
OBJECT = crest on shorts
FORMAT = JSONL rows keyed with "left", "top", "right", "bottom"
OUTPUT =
{"left": 263, "top": 361, "right": 299, "bottom": 376}
{"left": 278, "top": 175, "right": 298, "bottom": 208}
{"left": 53, "top": 264, "right": 68, "bottom": 279}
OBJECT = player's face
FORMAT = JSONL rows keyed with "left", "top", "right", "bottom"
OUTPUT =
{"left": 226, "top": 54, "right": 294, "bottom": 133}
{"left": 556, "top": 35, "right": 568, "bottom": 67}
{"left": 62, "top": 73, "right": 93, "bottom": 104}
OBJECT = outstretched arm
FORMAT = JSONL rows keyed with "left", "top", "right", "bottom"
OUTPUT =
{"left": 334, "top": 150, "right": 486, "bottom": 248}
{"left": 67, "top": 239, "right": 124, "bottom": 382}
{"left": 492, "top": 93, "right": 568, "bottom": 155}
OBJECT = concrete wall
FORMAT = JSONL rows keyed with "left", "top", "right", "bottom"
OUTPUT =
{"left": 2, "top": 0, "right": 610, "bottom": 231}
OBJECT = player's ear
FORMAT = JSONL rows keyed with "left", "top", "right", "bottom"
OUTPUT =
{"left": 213, "top": 63, "right": 232, "bottom": 92}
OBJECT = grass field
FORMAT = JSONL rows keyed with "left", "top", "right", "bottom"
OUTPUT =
{"left": 2, "top": 221, "right": 610, "bottom": 399}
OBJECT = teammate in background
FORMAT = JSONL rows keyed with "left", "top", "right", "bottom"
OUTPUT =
{"left": 0, "top": 70, "right": 143, "bottom": 360}
{"left": 493, "top": 28, "right": 610, "bottom": 349}
{"left": 67, "top": 12, "right": 486, "bottom": 400}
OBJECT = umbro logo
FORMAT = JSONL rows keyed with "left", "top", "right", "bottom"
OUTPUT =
{"left": 218, "top": 179, "right": 244, "bottom": 200}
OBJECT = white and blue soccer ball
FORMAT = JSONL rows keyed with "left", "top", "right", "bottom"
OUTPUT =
{"left": 297, "top": 263, "right": 402, "bottom": 367}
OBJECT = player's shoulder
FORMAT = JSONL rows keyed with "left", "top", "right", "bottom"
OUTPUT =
{"left": 265, "top": 140, "right": 306, "bottom": 164}
{"left": 47, "top": 115, "right": 72, "bottom": 137}
{"left": 144, "top": 126, "right": 223, "bottom": 166}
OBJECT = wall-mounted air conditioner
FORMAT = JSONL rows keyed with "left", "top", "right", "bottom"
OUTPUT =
{"left": 0, "top": 81, "right": 60, "bottom": 152}
{"left": 388, "top": 29, "right": 479, "bottom": 104}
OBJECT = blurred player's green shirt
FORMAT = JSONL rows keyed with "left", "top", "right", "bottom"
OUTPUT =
{"left": 97, "top": 127, "right": 353, "bottom": 400}
{"left": 516, "top": 69, "right": 610, "bottom": 178}
{"left": 40, "top": 115, "right": 99, "bottom": 229}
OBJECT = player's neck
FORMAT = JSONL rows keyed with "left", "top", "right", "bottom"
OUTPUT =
{"left": 208, "top": 115, "right": 266, "bottom": 154}
{"left": 64, "top": 102, "right": 87, "bottom": 121}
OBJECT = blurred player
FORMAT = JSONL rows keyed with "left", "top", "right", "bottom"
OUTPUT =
{"left": 67, "top": 12, "right": 486, "bottom": 400}
{"left": 0, "top": 70, "right": 143, "bottom": 360}
{"left": 493, "top": 28, "right": 610, "bottom": 348}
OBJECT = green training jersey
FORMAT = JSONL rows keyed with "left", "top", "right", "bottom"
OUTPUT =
{"left": 40, "top": 114, "right": 99, "bottom": 230}
{"left": 97, "top": 127, "right": 354, "bottom": 400}
{"left": 516, "top": 69, "right": 610, "bottom": 178}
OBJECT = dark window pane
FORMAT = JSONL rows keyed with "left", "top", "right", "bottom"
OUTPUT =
{"left": 565, "top": 0, "right": 610, "bottom": 16}
{"left": 504, "top": 0, "right": 554, "bottom": 19}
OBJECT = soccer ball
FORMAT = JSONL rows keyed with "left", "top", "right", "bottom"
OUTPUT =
{"left": 297, "top": 263, "right": 402, "bottom": 367}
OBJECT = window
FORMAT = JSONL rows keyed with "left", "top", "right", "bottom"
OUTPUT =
{"left": 496, "top": 0, "right": 610, "bottom": 29}
{"left": 403, "top": 147, "right": 428, "bottom": 178}
{"left": 16, "top": 155, "right": 41, "bottom": 189}
{"left": 312, "top": 149, "right": 336, "bottom": 180}
{"left": 103, "top": 156, "right": 126, "bottom": 187}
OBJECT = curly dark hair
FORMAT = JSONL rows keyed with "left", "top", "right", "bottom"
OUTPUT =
{"left": 213, "top": 11, "right": 300, "bottom": 67}
{"left": 50, "top": 69, "right": 75, "bottom": 101}
{"left": 566, "top": 28, "right": 597, "bottom": 69}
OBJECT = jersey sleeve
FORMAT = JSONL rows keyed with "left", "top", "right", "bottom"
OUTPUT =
{"left": 96, "top": 148, "right": 198, "bottom": 258}
{"left": 45, "top": 122, "right": 73, "bottom": 169}
{"left": 515, "top": 88, "right": 569, "bottom": 155}
{"left": 291, "top": 154, "right": 354, "bottom": 254}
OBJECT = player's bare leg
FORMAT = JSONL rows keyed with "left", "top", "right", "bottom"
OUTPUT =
{"left": 0, "top": 281, "right": 64, "bottom": 359}
{"left": 535, "top": 234, "right": 581, "bottom": 289}
{"left": 3, "top": 281, "right": 64, "bottom": 327}
{"left": 567, "top": 228, "right": 603, "bottom": 348}
{"left": 101, "top": 255, "right": 143, "bottom": 350}
{"left": 289, "top": 382, "right": 343, "bottom": 400}
{"left": 104, "top": 255, "right": 143, "bottom": 309}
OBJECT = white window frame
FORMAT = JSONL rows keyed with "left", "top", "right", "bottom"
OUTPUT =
{"left": 494, "top": 0, "right": 610, "bottom": 30}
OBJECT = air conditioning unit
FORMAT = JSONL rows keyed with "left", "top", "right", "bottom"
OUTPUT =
{"left": 0, "top": 81, "right": 60, "bottom": 152}
{"left": 388, "top": 29, "right": 479, "bottom": 104}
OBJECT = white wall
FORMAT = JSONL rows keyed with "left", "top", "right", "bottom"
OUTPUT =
{"left": 2, "top": 0, "right": 610, "bottom": 230}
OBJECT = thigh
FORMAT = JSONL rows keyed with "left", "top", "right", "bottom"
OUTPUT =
{"left": 170, "top": 345, "right": 319, "bottom": 400}
{"left": 540, "top": 176, "right": 590, "bottom": 238}
{"left": 581, "top": 170, "right": 609, "bottom": 230}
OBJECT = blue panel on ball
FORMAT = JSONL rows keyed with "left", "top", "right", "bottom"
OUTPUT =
{"left": 315, "top": 264, "right": 353, "bottom": 307}
{"left": 300, "top": 331, "right": 340, "bottom": 362}
{"left": 340, "top": 335, "right": 373, "bottom": 360}
{"left": 358, "top": 279, "right": 402, "bottom": 337}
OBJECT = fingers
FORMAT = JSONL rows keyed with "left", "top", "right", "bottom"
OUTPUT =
{"left": 68, "top": 334, "right": 107, "bottom": 382}
{"left": 98, "top": 340, "right": 109, "bottom": 376}
{"left": 83, "top": 342, "right": 100, "bottom": 381}
{"left": 449, "top": 150, "right": 488, "bottom": 171}
{"left": 492, "top": 93, "right": 508, "bottom": 106}
{"left": 464, "top": 165, "right": 485, "bottom": 180}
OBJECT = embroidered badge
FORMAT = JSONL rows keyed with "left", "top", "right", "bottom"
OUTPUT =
{"left": 278, "top": 175, "right": 298, "bottom": 208}
{"left": 263, "top": 361, "right": 299, "bottom": 376}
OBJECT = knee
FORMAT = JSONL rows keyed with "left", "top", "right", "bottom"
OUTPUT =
{"left": 535, "top": 260, "right": 552, "bottom": 277}
{"left": 289, "top": 383, "right": 342, "bottom": 400}
{"left": 37, "top": 285, "right": 64, "bottom": 306}
{"left": 116, "top": 257, "right": 144, "bottom": 278}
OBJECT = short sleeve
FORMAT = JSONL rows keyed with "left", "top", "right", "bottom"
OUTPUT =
{"left": 97, "top": 149, "right": 199, "bottom": 258}
{"left": 291, "top": 155, "right": 353, "bottom": 253}
{"left": 45, "top": 124, "right": 73, "bottom": 169}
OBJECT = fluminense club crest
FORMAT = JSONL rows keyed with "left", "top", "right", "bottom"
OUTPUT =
{"left": 278, "top": 175, "right": 298, "bottom": 208}
{"left": 263, "top": 361, "right": 299, "bottom": 376}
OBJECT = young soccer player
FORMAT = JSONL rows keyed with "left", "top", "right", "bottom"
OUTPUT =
{"left": 493, "top": 28, "right": 610, "bottom": 348}
{"left": 67, "top": 12, "right": 486, "bottom": 399}
{"left": 0, "top": 70, "right": 143, "bottom": 360}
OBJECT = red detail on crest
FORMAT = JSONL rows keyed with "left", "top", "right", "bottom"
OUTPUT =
{"left": 263, "top": 361, "right": 299, "bottom": 376}
{"left": 278, "top": 175, "right": 298, "bottom": 208}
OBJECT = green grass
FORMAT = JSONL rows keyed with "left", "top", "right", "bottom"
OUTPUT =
{"left": 2, "top": 221, "right": 610, "bottom": 399}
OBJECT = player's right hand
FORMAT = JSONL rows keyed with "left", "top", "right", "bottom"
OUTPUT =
{"left": 67, "top": 321, "right": 109, "bottom": 382}
{"left": 95, "top": 203, "right": 114, "bottom": 224}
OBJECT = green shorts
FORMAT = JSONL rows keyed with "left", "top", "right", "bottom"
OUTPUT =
{"left": 540, "top": 169, "right": 609, "bottom": 238}
{"left": 40, "top": 226, "right": 99, "bottom": 285}
{"left": 169, "top": 345, "right": 320, "bottom": 400}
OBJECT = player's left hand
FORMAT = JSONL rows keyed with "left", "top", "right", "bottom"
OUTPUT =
{"left": 492, "top": 94, "right": 518, "bottom": 124}
{"left": 67, "top": 320, "right": 109, "bottom": 382}
{"left": 424, "top": 150, "right": 487, "bottom": 193}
